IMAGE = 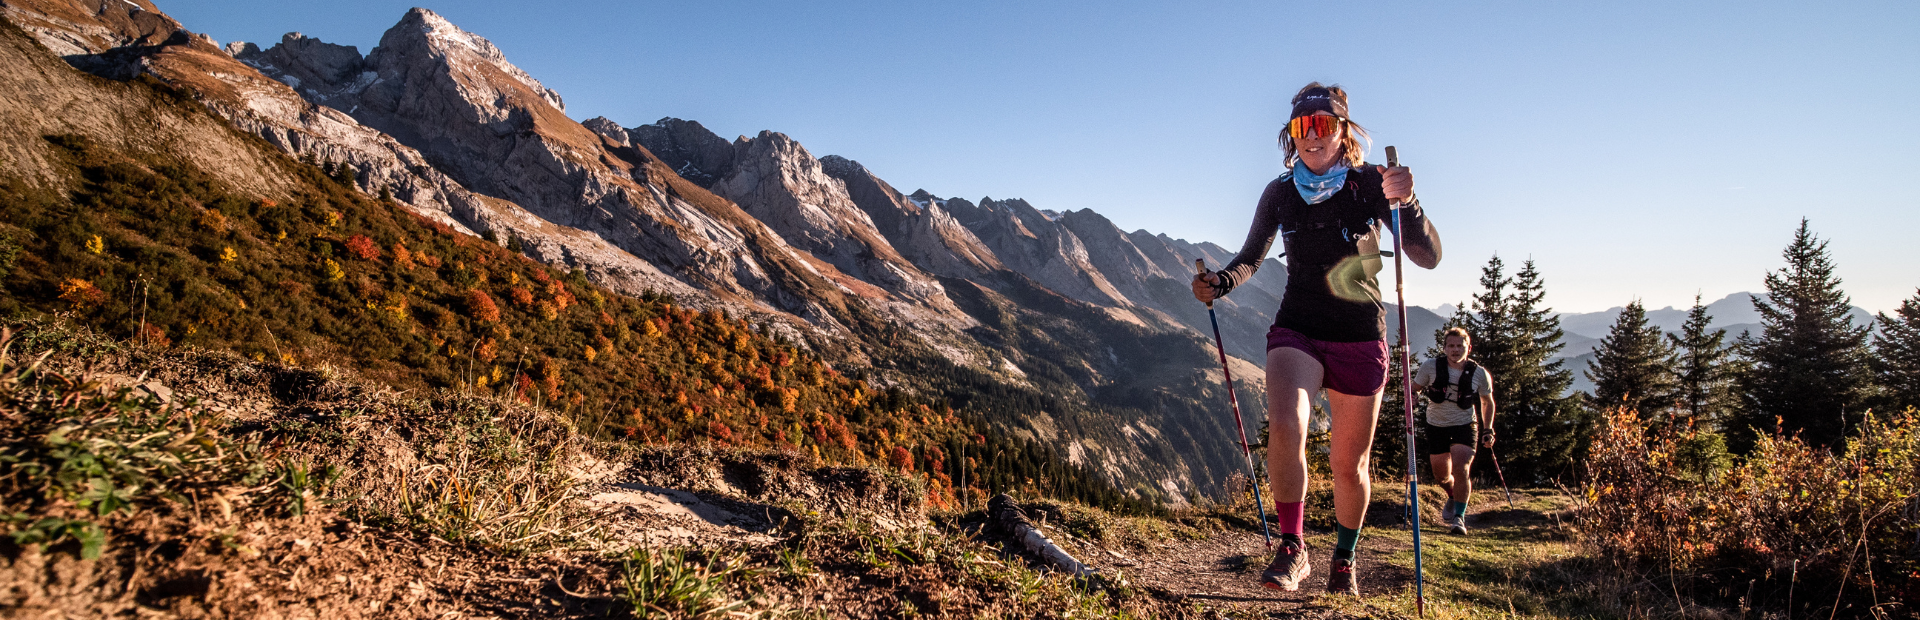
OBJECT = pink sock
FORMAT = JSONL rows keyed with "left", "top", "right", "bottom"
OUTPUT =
{"left": 1275, "top": 501, "right": 1306, "bottom": 535}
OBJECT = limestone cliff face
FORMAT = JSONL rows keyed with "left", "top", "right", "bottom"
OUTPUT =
{"left": 820, "top": 156, "right": 1004, "bottom": 282}
{"left": 0, "top": 0, "right": 174, "bottom": 57}
{"left": 942, "top": 194, "right": 1131, "bottom": 308}
{"left": 0, "top": 2, "right": 287, "bottom": 198}
{"left": 629, "top": 117, "right": 734, "bottom": 188}
{"left": 236, "top": 8, "right": 873, "bottom": 328}
{"left": 712, "top": 131, "right": 962, "bottom": 312}
{"left": 1056, "top": 209, "right": 1175, "bottom": 304}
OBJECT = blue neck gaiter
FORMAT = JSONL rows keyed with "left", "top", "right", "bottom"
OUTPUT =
{"left": 1291, "top": 160, "right": 1350, "bottom": 204}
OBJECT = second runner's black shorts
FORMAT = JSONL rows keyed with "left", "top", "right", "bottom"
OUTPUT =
{"left": 1422, "top": 421, "right": 1478, "bottom": 456}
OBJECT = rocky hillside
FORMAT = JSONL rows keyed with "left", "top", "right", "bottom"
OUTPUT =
{"left": 0, "top": 0, "right": 1450, "bottom": 507}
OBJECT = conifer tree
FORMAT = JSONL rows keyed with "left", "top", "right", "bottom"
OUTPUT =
{"left": 1733, "top": 219, "right": 1872, "bottom": 451}
{"left": 1870, "top": 288, "right": 1920, "bottom": 413}
{"left": 1667, "top": 294, "right": 1739, "bottom": 429}
{"left": 1585, "top": 300, "right": 1677, "bottom": 417}
{"left": 1455, "top": 257, "right": 1584, "bottom": 483}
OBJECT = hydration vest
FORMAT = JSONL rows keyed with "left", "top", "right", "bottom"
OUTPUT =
{"left": 1275, "top": 166, "right": 1390, "bottom": 307}
{"left": 1424, "top": 357, "right": 1480, "bottom": 410}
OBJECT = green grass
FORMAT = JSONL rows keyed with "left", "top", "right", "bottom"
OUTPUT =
{"left": 1319, "top": 489, "right": 1710, "bottom": 620}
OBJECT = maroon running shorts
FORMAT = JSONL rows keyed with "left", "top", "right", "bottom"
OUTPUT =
{"left": 1265, "top": 326, "right": 1390, "bottom": 396}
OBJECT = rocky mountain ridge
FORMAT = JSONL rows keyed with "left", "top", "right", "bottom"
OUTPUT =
{"left": 0, "top": 0, "right": 1448, "bottom": 505}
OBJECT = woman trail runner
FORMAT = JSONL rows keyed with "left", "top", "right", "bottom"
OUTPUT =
{"left": 1191, "top": 83, "right": 1441, "bottom": 594}
{"left": 1412, "top": 327, "right": 1496, "bottom": 535}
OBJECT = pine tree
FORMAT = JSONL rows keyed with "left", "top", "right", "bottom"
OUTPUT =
{"left": 1733, "top": 219, "right": 1873, "bottom": 451}
{"left": 1667, "top": 294, "right": 1738, "bottom": 429}
{"left": 1870, "top": 288, "right": 1920, "bottom": 414}
{"left": 1457, "top": 257, "right": 1584, "bottom": 483}
{"left": 1585, "top": 300, "right": 1677, "bottom": 417}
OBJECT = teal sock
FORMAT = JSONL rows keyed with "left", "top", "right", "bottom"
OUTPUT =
{"left": 1448, "top": 500, "right": 1468, "bottom": 516}
{"left": 1333, "top": 524, "right": 1361, "bottom": 561}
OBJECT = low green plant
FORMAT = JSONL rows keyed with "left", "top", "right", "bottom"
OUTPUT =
{"left": 0, "top": 328, "right": 300, "bottom": 559}
{"left": 620, "top": 547, "right": 754, "bottom": 619}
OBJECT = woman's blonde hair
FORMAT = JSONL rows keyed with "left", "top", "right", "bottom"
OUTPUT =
{"left": 1280, "top": 82, "right": 1370, "bottom": 169}
{"left": 1444, "top": 327, "right": 1472, "bottom": 346}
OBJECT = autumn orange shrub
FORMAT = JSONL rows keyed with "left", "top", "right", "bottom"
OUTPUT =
{"left": 465, "top": 289, "right": 500, "bottom": 323}
{"left": 56, "top": 279, "right": 105, "bottom": 309}
{"left": 543, "top": 282, "right": 568, "bottom": 309}
{"left": 1579, "top": 407, "right": 1920, "bottom": 613}
{"left": 508, "top": 287, "right": 534, "bottom": 306}
{"left": 888, "top": 446, "right": 914, "bottom": 473}
{"left": 391, "top": 242, "right": 413, "bottom": 269}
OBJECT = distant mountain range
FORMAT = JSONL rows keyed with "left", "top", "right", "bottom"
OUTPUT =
{"left": 1494, "top": 293, "right": 1874, "bottom": 395}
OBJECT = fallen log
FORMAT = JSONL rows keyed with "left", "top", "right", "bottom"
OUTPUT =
{"left": 988, "top": 494, "right": 1096, "bottom": 578}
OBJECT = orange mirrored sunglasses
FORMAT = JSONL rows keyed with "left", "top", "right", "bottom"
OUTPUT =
{"left": 1287, "top": 115, "right": 1342, "bottom": 140}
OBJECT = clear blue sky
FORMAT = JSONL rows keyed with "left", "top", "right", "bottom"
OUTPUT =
{"left": 172, "top": 0, "right": 1920, "bottom": 315}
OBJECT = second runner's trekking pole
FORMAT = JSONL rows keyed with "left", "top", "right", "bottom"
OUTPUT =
{"left": 1196, "top": 259, "right": 1273, "bottom": 552}
{"left": 1386, "top": 146, "right": 1426, "bottom": 616}
{"left": 1487, "top": 444, "right": 1515, "bottom": 508}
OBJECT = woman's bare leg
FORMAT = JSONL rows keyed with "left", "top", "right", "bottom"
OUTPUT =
{"left": 1325, "top": 389, "right": 1381, "bottom": 529}
{"left": 1265, "top": 347, "right": 1324, "bottom": 503}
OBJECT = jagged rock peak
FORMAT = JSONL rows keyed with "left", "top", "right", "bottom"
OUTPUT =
{"left": 630, "top": 117, "right": 734, "bottom": 187}
{"left": 239, "top": 32, "right": 365, "bottom": 95}
{"left": 818, "top": 154, "right": 864, "bottom": 177}
{"left": 378, "top": 8, "right": 564, "bottom": 113}
{"left": 581, "top": 116, "right": 628, "bottom": 147}
{"left": 222, "top": 40, "right": 258, "bottom": 57}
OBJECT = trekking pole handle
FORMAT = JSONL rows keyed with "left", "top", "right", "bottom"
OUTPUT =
{"left": 1385, "top": 146, "right": 1409, "bottom": 210}
{"left": 1195, "top": 259, "right": 1213, "bottom": 309}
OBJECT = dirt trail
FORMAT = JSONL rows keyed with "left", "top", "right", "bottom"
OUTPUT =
{"left": 1013, "top": 489, "right": 1566, "bottom": 619}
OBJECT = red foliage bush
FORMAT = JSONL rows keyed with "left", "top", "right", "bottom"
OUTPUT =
{"left": 709, "top": 421, "right": 735, "bottom": 444}
{"left": 465, "top": 289, "right": 500, "bottom": 323}
{"left": 137, "top": 323, "right": 170, "bottom": 349}
{"left": 508, "top": 287, "right": 534, "bottom": 307}
{"left": 888, "top": 446, "right": 914, "bottom": 472}
{"left": 344, "top": 234, "right": 380, "bottom": 261}
{"left": 513, "top": 372, "right": 535, "bottom": 403}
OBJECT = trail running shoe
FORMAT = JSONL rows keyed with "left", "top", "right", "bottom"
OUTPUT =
{"left": 1449, "top": 511, "right": 1469, "bottom": 536}
{"left": 1326, "top": 558, "right": 1359, "bottom": 595}
{"left": 1259, "top": 536, "right": 1310, "bottom": 591}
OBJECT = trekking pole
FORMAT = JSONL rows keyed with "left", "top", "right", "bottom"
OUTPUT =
{"left": 1195, "top": 259, "right": 1273, "bottom": 551}
{"left": 1386, "top": 146, "right": 1426, "bottom": 617}
{"left": 1486, "top": 443, "right": 1515, "bottom": 508}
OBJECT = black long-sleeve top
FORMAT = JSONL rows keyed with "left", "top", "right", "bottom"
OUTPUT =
{"left": 1213, "top": 166, "right": 1441, "bottom": 342}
